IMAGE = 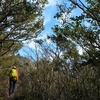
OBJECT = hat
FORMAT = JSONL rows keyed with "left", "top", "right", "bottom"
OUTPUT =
{"left": 13, "top": 66, "right": 16, "bottom": 69}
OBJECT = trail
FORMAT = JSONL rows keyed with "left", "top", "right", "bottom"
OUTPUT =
{"left": 6, "top": 93, "right": 15, "bottom": 100}
{"left": 6, "top": 83, "right": 19, "bottom": 100}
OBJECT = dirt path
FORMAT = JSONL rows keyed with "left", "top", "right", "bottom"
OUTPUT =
{"left": 6, "top": 93, "right": 15, "bottom": 100}
{"left": 6, "top": 83, "right": 19, "bottom": 100}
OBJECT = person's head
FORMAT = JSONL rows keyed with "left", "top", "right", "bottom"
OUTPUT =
{"left": 12, "top": 66, "right": 16, "bottom": 69}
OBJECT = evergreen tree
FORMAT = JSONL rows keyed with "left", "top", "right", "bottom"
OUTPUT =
{"left": 0, "top": 0, "right": 48, "bottom": 56}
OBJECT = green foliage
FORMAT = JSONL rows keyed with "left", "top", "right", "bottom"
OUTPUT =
{"left": 0, "top": 55, "right": 21, "bottom": 99}
{"left": 52, "top": 0, "right": 100, "bottom": 66}
{"left": 0, "top": 0, "right": 100, "bottom": 100}
{"left": 0, "top": 0, "right": 48, "bottom": 56}
{"left": 50, "top": 0, "right": 100, "bottom": 100}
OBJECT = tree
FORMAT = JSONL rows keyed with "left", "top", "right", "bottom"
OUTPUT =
{"left": 0, "top": 0, "right": 48, "bottom": 56}
{"left": 51, "top": 0, "right": 100, "bottom": 100}
{"left": 53, "top": 0, "right": 100, "bottom": 67}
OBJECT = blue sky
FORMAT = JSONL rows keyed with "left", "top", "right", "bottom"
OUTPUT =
{"left": 18, "top": 0, "right": 58, "bottom": 56}
{"left": 18, "top": 0, "right": 84, "bottom": 57}
{"left": 41, "top": 0, "right": 58, "bottom": 36}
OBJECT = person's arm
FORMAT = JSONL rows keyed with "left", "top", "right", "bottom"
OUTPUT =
{"left": 16, "top": 70, "right": 18, "bottom": 81}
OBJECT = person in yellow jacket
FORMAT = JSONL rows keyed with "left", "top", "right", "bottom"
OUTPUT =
{"left": 9, "top": 66, "right": 18, "bottom": 96}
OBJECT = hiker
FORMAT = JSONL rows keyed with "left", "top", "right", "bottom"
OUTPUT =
{"left": 9, "top": 66, "right": 18, "bottom": 95}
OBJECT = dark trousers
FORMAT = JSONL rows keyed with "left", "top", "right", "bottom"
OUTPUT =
{"left": 9, "top": 78, "right": 16, "bottom": 95}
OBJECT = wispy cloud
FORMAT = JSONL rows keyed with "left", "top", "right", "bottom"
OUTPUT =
{"left": 43, "top": 4, "right": 57, "bottom": 27}
{"left": 43, "top": 0, "right": 59, "bottom": 25}
{"left": 45, "top": 0, "right": 57, "bottom": 7}
{"left": 43, "top": 14, "right": 51, "bottom": 25}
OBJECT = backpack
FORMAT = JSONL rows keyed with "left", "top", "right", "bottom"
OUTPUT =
{"left": 10, "top": 69, "right": 17, "bottom": 78}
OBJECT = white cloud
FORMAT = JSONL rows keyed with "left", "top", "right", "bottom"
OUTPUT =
{"left": 45, "top": 0, "right": 57, "bottom": 7}
{"left": 28, "top": 41, "right": 36, "bottom": 49}
{"left": 43, "top": 14, "right": 51, "bottom": 25}
{"left": 43, "top": 3, "right": 58, "bottom": 26}
{"left": 77, "top": 46, "right": 83, "bottom": 55}
{"left": 22, "top": 40, "right": 39, "bottom": 50}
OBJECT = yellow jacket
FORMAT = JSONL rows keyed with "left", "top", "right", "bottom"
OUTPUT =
{"left": 15, "top": 69, "right": 18, "bottom": 81}
{"left": 9, "top": 68, "right": 18, "bottom": 81}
